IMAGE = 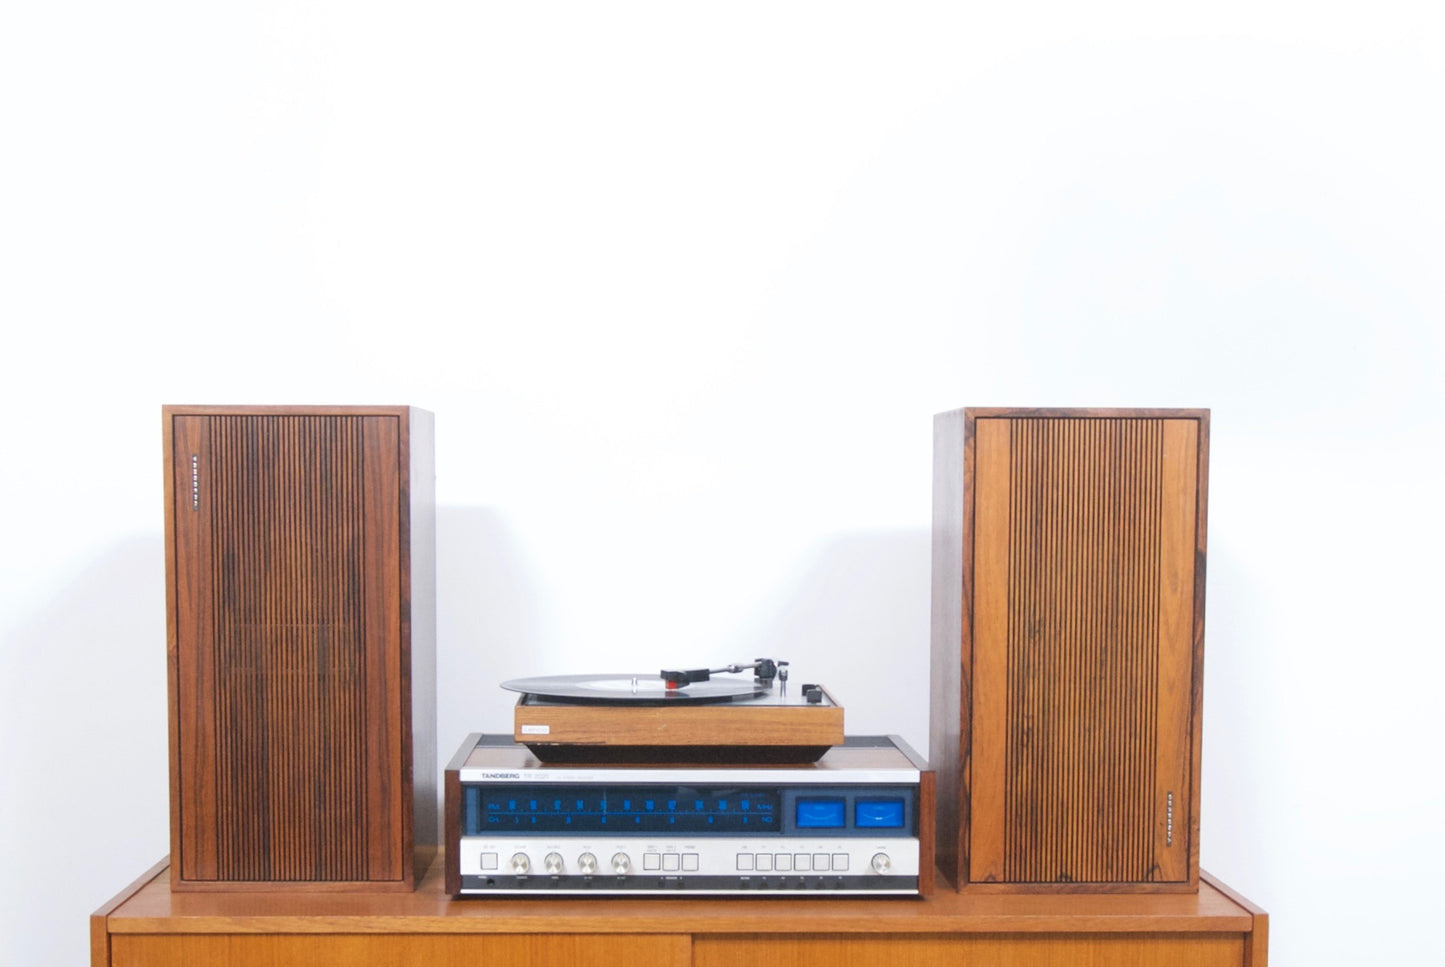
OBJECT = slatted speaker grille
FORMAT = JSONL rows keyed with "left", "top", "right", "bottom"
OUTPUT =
{"left": 207, "top": 415, "right": 369, "bottom": 881}
{"left": 1004, "top": 417, "right": 1163, "bottom": 883}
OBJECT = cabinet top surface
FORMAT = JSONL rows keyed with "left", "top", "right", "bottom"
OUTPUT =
{"left": 163, "top": 404, "right": 426, "bottom": 417}
{"left": 957, "top": 407, "right": 1210, "bottom": 421}
{"left": 99, "top": 857, "right": 1260, "bottom": 936}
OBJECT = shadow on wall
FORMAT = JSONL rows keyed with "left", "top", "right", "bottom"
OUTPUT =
{"left": 0, "top": 535, "right": 168, "bottom": 967}
{"left": 433, "top": 506, "right": 551, "bottom": 763}
{"left": 1197, "top": 544, "right": 1274, "bottom": 896}
{"left": 429, "top": 518, "right": 936, "bottom": 763}
{"left": 736, "top": 528, "right": 933, "bottom": 754}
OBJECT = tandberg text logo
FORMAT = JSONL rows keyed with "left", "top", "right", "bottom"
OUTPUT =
{"left": 481, "top": 772, "right": 522, "bottom": 779}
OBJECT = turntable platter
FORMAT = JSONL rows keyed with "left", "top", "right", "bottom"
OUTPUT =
{"left": 500, "top": 673, "right": 768, "bottom": 705}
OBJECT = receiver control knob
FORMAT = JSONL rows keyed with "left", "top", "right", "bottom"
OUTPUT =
{"left": 611, "top": 852, "right": 632, "bottom": 875}
{"left": 577, "top": 852, "right": 598, "bottom": 875}
{"left": 544, "top": 852, "right": 564, "bottom": 874}
{"left": 871, "top": 853, "right": 891, "bottom": 874}
{"left": 510, "top": 852, "right": 531, "bottom": 874}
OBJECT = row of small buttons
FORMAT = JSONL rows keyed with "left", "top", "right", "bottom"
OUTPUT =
{"left": 737, "top": 852, "right": 850, "bottom": 872}
{"left": 642, "top": 853, "right": 700, "bottom": 871}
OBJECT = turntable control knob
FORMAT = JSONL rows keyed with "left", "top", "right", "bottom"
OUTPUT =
{"left": 510, "top": 852, "right": 531, "bottom": 874}
{"left": 871, "top": 853, "right": 891, "bottom": 874}
{"left": 577, "top": 852, "right": 599, "bottom": 875}
{"left": 611, "top": 852, "right": 632, "bottom": 875}
{"left": 544, "top": 852, "right": 564, "bottom": 874}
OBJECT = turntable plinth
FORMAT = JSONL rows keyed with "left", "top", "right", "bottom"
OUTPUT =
{"left": 512, "top": 687, "right": 845, "bottom": 763}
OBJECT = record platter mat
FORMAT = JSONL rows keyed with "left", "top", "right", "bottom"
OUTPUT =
{"left": 502, "top": 674, "right": 845, "bottom": 763}
{"left": 500, "top": 673, "right": 769, "bottom": 705}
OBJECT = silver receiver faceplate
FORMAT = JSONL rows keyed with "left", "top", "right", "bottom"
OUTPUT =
{"left": 449, "top": 735, "right": 926, "bottom": 897}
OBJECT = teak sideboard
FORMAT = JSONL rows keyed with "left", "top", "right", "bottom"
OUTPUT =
{"left": 91, "top": 854, "right": 1267, "bottom": 966}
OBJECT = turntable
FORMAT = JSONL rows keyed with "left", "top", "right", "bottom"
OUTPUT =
{"left": 502, "top": 659, "right": 845, "bottom": 762}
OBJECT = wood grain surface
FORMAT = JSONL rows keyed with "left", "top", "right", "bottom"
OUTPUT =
{"left": 112, "top": 933, "right": 691, "bottom": 967}
{"left": 1202, "top": 872, "right": 1269, "bottom": 967}
{"left": 164, "top": 405, "right": 435, "bottom": 891}
{"left": 513, "top": 700, "right": 844, "bottom": 747}
{"left": 934, "top": 407, "right": 1209, "bottom": 892}
{"left": 693, "top": 934, "right": 1243, "bottom": 967}
{"left": 94, "top": 858, "right": 1264, "bottom": 967}
{"left": 99, "top": 857, "right": 1257, "bottom": 936}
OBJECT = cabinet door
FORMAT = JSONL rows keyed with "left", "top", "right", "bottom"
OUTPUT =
{"left": 169, "top": 413, "right": 404, "bottom": 884}
{"left": 966, "top": 413, "right": 1205, "bottom": 889}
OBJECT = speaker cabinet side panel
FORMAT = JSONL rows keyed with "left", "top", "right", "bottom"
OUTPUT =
{"left": 928, "top": 409, "right": 966, "bottom": 888}
{"left": 1189, "top": 413, "right": 1209, "bottom": 887}
{"left": 406, "top": 406, "right": 439, "bottom": 875}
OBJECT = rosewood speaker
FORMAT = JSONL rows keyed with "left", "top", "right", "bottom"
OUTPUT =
{"left": 163, "top": 405, "right": 436, "bottom": 891}
{"left": 930, "top": 408, "right": 1208, "bottom": 893}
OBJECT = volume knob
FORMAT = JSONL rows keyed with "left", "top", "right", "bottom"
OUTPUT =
{"left": 510, "top": 852, "right": 531, "bottom": 874}
{"left": 611, "top": 852, "right": 632, "bottom": 875}
{"left": 544, "top": 852, "right": 564, "bottom": 874}
{"left": 577, "top": 852, "right": 598, "bottom": 875}
{"left": 871, "top": 852, "right": 891, "bottom": 874}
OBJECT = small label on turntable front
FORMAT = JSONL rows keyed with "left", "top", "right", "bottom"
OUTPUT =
{"left": 521, "top": 724, "right": 551, "bottom": 735}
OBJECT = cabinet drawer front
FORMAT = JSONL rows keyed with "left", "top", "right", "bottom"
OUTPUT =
{"left": 695, "top": 934, "right": 1242, "bottom": 967}
{"left": 113, "top": 933, "right": 690, "bottom": 967}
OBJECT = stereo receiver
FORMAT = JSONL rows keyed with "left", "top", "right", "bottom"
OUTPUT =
{"left": 444, "top": 734, "right": 933, "bottom": 896}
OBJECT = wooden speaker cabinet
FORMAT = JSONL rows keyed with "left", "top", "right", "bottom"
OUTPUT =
{"left": 163, "top": 405, "right": 436, "bottom": 891}
{"left": 931, "top": 407, "right": 1208, "bottom": 893}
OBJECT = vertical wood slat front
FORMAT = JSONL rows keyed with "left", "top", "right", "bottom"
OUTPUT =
{"left": 362, "top": 416, "right": 402, "bottom": 881}
{"left": 170, "top": 413, "right": 404, "bottom": 885}
{"left": 963, "top": 412, "right": 1203, "bottom": 889}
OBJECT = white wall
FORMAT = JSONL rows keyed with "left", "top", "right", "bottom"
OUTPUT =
{"left": 2, "top": 4, "right": 1442, "bottom": 964}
